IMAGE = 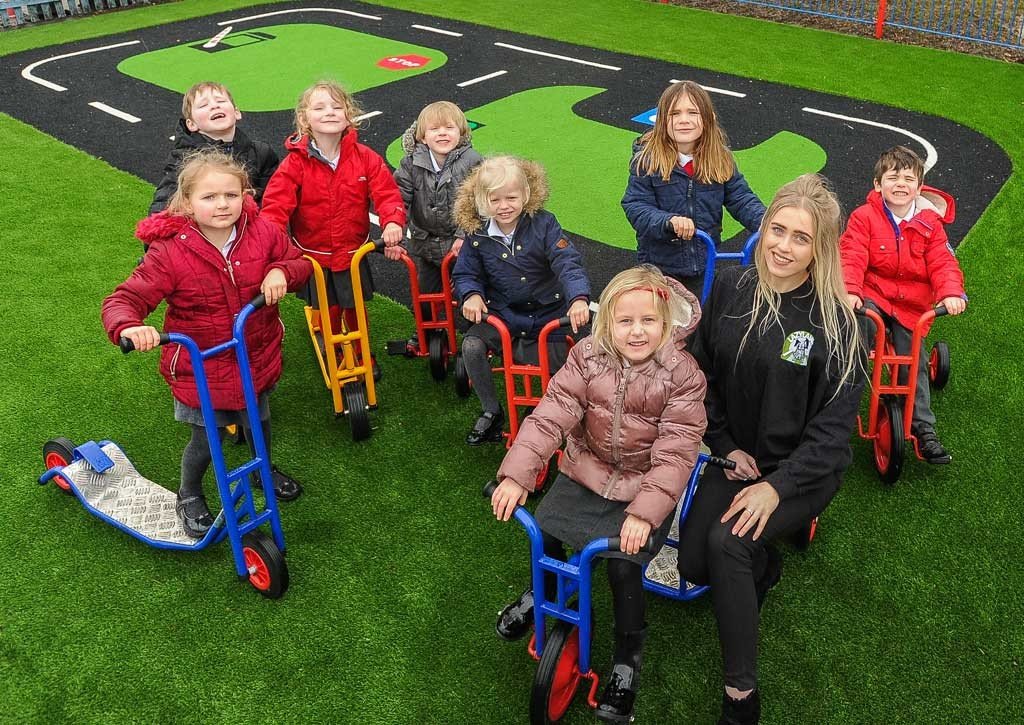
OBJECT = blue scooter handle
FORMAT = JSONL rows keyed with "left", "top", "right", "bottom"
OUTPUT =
{"left": 706, "top": 455, "right": 737, "bottom": 470}
{"left": 119, "top": 333, "right": 172, "bottom": 354}
{"left": 249, "top": 293, "right": 267, "bottom": 310}
{"left": 483, "top": 479, "right": 500, "bottom": 498}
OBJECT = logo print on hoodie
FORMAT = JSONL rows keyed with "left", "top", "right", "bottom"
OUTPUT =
{"left": 780, "top": 331, "right": 814, "bottom": 367}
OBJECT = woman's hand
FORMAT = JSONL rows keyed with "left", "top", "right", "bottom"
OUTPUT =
{"left": 721, "top": 481, "right": 780, "bottom": 541}
{"left": 120, "top": 325, "right": 161, "bottom": 352}
{"left": 725, "top": 449, "right": 761, "bottom": 481}
{"left": 567, "top": 298, "right": 590, "bottom": 333}
{"left": 492, "top": 478, "right": 529, "bottom": 521}
{"left": 382, "top": 222, "right": 404, "bottom": 246}
{"left": 462, "top": 294, "right": 488, "bottom": 324}
{"left": 620, "top": 515, "right": 652, "bottom": 555}
{"left": 260, "top": 268, "right": 288, "bottom": 305}
{"left": 846, "top": 293, "right": 863, "bottom": 310}
{"left": 669, "top": 215, "right": 696, "bottom": 240}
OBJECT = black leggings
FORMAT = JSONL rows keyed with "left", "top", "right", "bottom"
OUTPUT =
{"left": 179, "top": 419, "right": 273, "bottom": 498}
{"left": 676, "top": 466, "right": 838, "bottom": 690}
{"left": 541, "top": 532, "right": 646, "bottom": 634}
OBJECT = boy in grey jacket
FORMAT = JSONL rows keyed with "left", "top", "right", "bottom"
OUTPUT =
{"left": 393, "top": 102, "right": 483, "bottom": 344}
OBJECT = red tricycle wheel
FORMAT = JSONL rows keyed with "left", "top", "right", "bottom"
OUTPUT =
{"left": 929, "top": 341, "right": 951, "bottom": 390}
{"left": 873, "top": 396, "right": 904, "bottom": 485}
{"left": 530, "top": 621, "right": 582, "bottom": 724}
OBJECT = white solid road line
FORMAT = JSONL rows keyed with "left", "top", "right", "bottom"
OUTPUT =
{"left": 353, "top": 111, "right": 383, "bottom": 122}
{"left": 411, "top": 24, "right": 463, "bottom": 37}
{"left": 203, "top": 26, "right": 233, "bottom": 49}
{"left": 21, "top": 40, "right": 141, "bottom": 92}
{"left": 457, "top": 70, "right": 508, "bottom": 88}
{"left": 802, "top": 107, "right": 939, "bottom": 171}
{"left": 670, "top": 79, "right": 747, "bottom": 98}
{"left": 218, "top": 8, "right": 380, "bottom": 25}
{"left": 494, "top": 42, "right": 621, "bottom": 71}
{"left": 88, "top": 102, "right": 141, "bottom": 123}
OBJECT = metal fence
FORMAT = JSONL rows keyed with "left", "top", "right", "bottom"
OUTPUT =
{"left": 723, "top": 0, "right": 1024, "bottom": 49}
{"left": 1, "top": 0, "right": 149, "bottom": 29}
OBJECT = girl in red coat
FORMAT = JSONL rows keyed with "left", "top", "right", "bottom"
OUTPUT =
{"left": 490, "top": 265, "right": 707, "bottom": 723}
{"left": 102, "top": 150, "right": 312, "bottom": 538}
{"left": 261, "top": 81, "right": 407, "bottom": 379}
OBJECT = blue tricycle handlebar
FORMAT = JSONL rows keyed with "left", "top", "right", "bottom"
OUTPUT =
{"left": 119, "top": 294, "right": 267, "bottom": 353}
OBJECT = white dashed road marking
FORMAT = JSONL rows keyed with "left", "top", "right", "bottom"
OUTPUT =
{"left": 411, "top": 24, "right": 463, "bottom": 37}
{"left": 493, "top": 42, "right": 621, "bottom": 71}
{"left": 457, "top": 70, "right": 508, "bottom": 88}
{"left": 88, "top": 102, "right": 141, "bottom": 123}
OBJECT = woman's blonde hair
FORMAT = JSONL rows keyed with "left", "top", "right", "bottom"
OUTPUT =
{"left": 633, "top": 81, "right": 735, "bottom": 184}
{"left": 294, "top": 80, "right": 364, "bottom": 137}
{"left": 741, "top": 174, "right": 860, "bottom": 392}
{"left": 592, "top": 265, "right": 693, "bottom": 361}
{"left": 165, "top": 148, "right": 251, "bottom": 215}
{"left": 471, "top": 155, "right": 531, "bottom": 219}
{"left": 415, "top": 101, "right": 470, "bottom": 141}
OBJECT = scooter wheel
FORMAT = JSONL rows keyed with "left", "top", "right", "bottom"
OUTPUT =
{"left": 929, "top": 341, "right": 951, "bottom": 390}
{"left": 874, "top": 395, "right": 904, "bottom": 486}
{"left": 790, "top": 516, "right": 818, "bottom": 551}
{"left": 241, "top": 530, "right": 289, "bottom": 599}
{"left": 454, "top": 353, "right": 472, "bottom": 398}
{"left": 428, "top": 332, "right": 450, "bottom": 382}
{"left": 42, "top": 437, "right": 77, "bottom": 494}
{"left": 342, "top": 381, "right": 372, "bottom": 442}
{"left": 530, "top": 621, "right": 582, "bottom": 724}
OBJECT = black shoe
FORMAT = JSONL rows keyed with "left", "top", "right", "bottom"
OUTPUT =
{"left": 271, "top": 467, "right": 303, "bottom": 502}
{"left": 755, "top": 544, "right": 782, "bottom": 611}
{"left": 466, "top": 408, "right": 504, "bottom": 446}
{"left": 718, "top": 689, "right": 761, "bottom": 725}
{"left": 176, "top": 493, "right": 214, "bottom": 539}
{"left": 915, "top": 427, "right": 951, "bottom": 464}
{"left": 495, "top": 588, "right": 535, "bottom": 641}
{"left": 596, "top": 628, "right": 647, "bottom": 723}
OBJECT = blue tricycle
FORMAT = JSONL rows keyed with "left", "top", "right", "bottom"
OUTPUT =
{"left": 483, "top": 453, "right": 735, "bottom": 723}
{"left": 694, "top": 228, "right": 758, "bottom": 304}
{"left": 39, "top": 295, "right": 289, "bottom": 599}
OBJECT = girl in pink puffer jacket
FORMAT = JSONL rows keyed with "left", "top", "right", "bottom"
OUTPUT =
{"left": 490, "top": 265, "right": 707, "bottom": 723}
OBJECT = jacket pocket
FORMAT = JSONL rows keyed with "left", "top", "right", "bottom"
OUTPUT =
{"left": 868, "top": 239, "right": 899, "bottom": 275}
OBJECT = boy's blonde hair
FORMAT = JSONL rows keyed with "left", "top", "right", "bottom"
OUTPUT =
{"left": 742, "top": 174, "right": 860, "bottom": 392}
{"left": 165, "top": 149, "right": 252, "bottom": 215}
{"left": 182, "top": 82, "right": 236, "bottom": 121}
{"left": 294, "top": 81, "right": 364, "bottom": 137}
{"left": 592, "top": 265, "right": 693, "bottom": 360}
{"left": 415, "top": 101, "right": 470, "bottom": 141}
{"left": 633, "top": 81, "right": 735, "bottom": 184}
{"left": 472, "top": 156, "right": 531, "bottom": 219}
{"left": 873, "top": 145, "right": 925, "bottom": 183}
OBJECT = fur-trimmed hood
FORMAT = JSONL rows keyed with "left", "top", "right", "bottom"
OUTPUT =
{"left": 136, "top": 195, "right": 259, "bottom": 245}
{"left": 453, "top": 157, "right": 550, "bottom": 234}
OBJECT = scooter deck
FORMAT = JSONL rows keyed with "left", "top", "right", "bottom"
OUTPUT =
{"left": 643, "top": 500, "right": 701, "bottom": 593}
{"left": 62, "top": 443, "right": 198, "bottom": 546}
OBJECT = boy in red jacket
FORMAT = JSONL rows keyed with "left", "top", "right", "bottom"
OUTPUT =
{"left": 840, "top": 146, "right": 966, "bottom": 463}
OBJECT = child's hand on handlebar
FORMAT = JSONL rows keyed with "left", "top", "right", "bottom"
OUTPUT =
{"left": 121, "top": 325, "right": 161, "bottom": 352}
{"left": 619, "top": 514, "right": 652, "bottom": 555}
{"left": 940, "top": 296, "right": 966, "bottom": 316}
{"left": 383, "top": 244, "right": 406, "bottom": 261}
{"left": 492, "top": 478, "right": 529, "bottom": 521}
{"left": 669, "top": 215, "right": 696, "bottom": 240}
{"left": 724, "top": 449, "right": 761, "bottom": 481}
{"left": 846, "top": 294, "right": 863, "bottom": 310}
{"left": 382, "top": 223, "right": 404, "bottom": 246}
{"left": 568, "top": 299, "right": 590, "bottom": 333}
{"left": 261, "top": 268, "right": 288, "bottom": 305}
{"left": 462, "top": 294, "right": 488, "bottom": 323}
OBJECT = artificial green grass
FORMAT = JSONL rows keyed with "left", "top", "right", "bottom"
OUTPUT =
{"left": 1, "top": 1, "right": 1022, "bottom": 723}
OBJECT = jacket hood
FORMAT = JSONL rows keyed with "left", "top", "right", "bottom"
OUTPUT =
{"left": 452, "top": 157, "right": 550, "bottom": 234}
{"left": 173, "top": 118, "right": 250, "bottom": 151}
{"left": 866, "top": 184, "right": 955, "bottom": 225}
{"left": 135, "top": 195, "right": 259, "bottom": 244}
{"left": 400, "top": 121, "right": 473, "bottom": 157}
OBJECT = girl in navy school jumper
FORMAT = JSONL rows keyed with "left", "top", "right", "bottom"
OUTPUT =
{"left": 622, "top": 81, "right": 765, "bottom": 297}
{"left": 451, "top": 156, "right": 591, "bottom": 446}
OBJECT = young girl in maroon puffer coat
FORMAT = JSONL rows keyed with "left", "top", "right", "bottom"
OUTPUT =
{"left": 489, "top": 265, "right": 707, "bottom": 723}
{"left": 102, "top": 150, "right": 311, "bottom": 538}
